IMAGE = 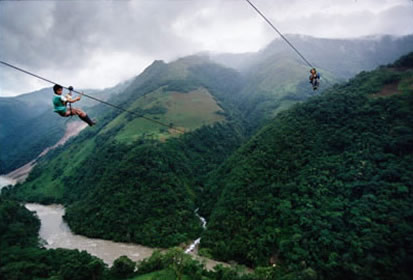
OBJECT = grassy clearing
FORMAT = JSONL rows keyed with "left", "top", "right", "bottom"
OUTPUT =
{"left": 399, "top": 76, "right": 413, "bottom": 91}
{"left": 108, "top": 87, "right": 226, "bottom": 143}
{"left": 372, "top": 82, "right": 402, "bottom": 97}
{"left": 128, "top": 269, "right": 192, "bottom": 280}
{"left": 370, "top": 72, "right": 413, "bottom": 98}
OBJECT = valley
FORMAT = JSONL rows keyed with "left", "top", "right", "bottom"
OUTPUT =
{"left": 1, "top": 37, "right": 412, "bottom": 280}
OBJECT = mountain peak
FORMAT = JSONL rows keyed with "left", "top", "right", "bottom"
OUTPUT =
{"left": 172, "top": 54, "right": 212, "bottom": 67}
{"left": 151, "top": 59, "right": 166, "bottom": 66}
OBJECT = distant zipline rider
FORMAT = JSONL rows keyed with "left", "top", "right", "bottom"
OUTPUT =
{"left": 309, "top": 68, "right": 320, "bottom": 90}
{"left": 243, "top": 0, "right": 326, "bottom": 91}
{"left": 53, "top": 84, "right": 96, "bottom": 126}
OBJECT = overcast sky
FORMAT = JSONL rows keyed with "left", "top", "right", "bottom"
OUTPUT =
{"left": 1, "top": 0, "right": 412, "bottom": 97}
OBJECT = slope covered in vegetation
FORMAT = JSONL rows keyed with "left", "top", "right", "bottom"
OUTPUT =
{"left": 200, "top": 53, "right": 413, "bottom": 279}
{"left": 6, "top": 57, "right": 246, "bottom": 248}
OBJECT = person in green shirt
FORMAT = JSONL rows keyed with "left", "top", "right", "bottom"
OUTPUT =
{"left": 52, "top": 84, "right": 95, "bottom": 126}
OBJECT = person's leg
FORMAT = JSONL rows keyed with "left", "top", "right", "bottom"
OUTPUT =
{"left": 67, "top": 108, "right": 95, "bottom": 126}
{"left": 65, "top": 108, "right": 85, "bottom": 117}
{"left": 313, "top": 79, "right": 319, "bottom": 90}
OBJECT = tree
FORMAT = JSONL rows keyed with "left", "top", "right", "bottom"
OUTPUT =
{"left": 110, "top": 256, "right": 136, "bottom": 279}
{"left": 164, "top": 248, "right": 192, "bottom": 280}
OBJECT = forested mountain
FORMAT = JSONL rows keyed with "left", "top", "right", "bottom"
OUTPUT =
{"left": 6, "top": 56, "right": 247, "bottom": 248}
{"left": 0, "top": 80, "right": 131, "bottom": 174}
{"left": 200, "top": 53, "right": 413, "bottom": 279}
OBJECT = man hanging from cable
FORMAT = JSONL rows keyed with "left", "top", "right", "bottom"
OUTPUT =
{"left": 52, "top": 84, "right": 96, "bottom": 126}
{"left": 309, "top": 68, "right": 320, "bottom": 90}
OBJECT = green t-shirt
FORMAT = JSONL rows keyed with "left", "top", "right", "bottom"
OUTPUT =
{"left": 53, "top": 94, "right": 67, "bottom": 114}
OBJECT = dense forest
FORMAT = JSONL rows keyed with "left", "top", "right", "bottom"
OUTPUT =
{"left": 200, "top": 53, "right": 413, "bottom": 279}
{"left": 63, "top": 123, "right": 244, "bottom": 247}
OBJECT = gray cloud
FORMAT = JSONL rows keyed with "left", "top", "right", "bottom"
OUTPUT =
{"left": 1, "top": 0, "right": 412, "bottom": 96}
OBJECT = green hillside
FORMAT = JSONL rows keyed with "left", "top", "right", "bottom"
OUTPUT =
{"left": 9, "top": 57, "right": 243, "bottom": 202}
{"left": 62, "top": 124, "right": 242, "bottom": 247}
{"left": 200, "top": 53, "right": 413, "bottom": 279}
{"left": 101, "top": 87, "right": 225, "bottom": 143}
{"left": 238, "top": 56, "right": 336, "bottom": 126}
{"left": 7, "top": 57, "right": 246, "bottom": 248}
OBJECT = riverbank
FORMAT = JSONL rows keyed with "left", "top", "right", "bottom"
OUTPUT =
{"left": 25, "top": 203, "right": 155, "bottom": 266}
{"left": 25, "top": 203, "right": 228, "bottom": 270}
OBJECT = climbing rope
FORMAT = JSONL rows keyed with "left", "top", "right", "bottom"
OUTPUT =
{"left": 0, "top": 60, "right": 186, "bottom": 134}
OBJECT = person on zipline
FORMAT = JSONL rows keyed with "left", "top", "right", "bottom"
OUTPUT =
{"left": 52, "top": 84, "right": 95, "bottom": 126}
{"left": 309, "top": 68, "right": 320, "bottom": 90}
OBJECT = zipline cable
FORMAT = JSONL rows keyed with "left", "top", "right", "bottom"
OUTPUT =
{"left": 0, "top": 60, "right": 185, "bottom": 134}
{"left": 243, "top": 0, "right": 314, "bottom": 68}
{"left": 243, "top": 0, "right": 338, "bottom": 89}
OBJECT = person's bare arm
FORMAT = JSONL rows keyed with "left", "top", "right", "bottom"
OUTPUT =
{"left": 66, "top": 94, "right": 81, "bottom": 103}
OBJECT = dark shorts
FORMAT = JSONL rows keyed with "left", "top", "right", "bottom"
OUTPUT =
{"left": 56, "top": 110, "right": 67, "bottom": 117}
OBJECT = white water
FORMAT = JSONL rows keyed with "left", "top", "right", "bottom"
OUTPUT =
{"left": 185, "top": 208, "right": 207, "bottom": 254}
